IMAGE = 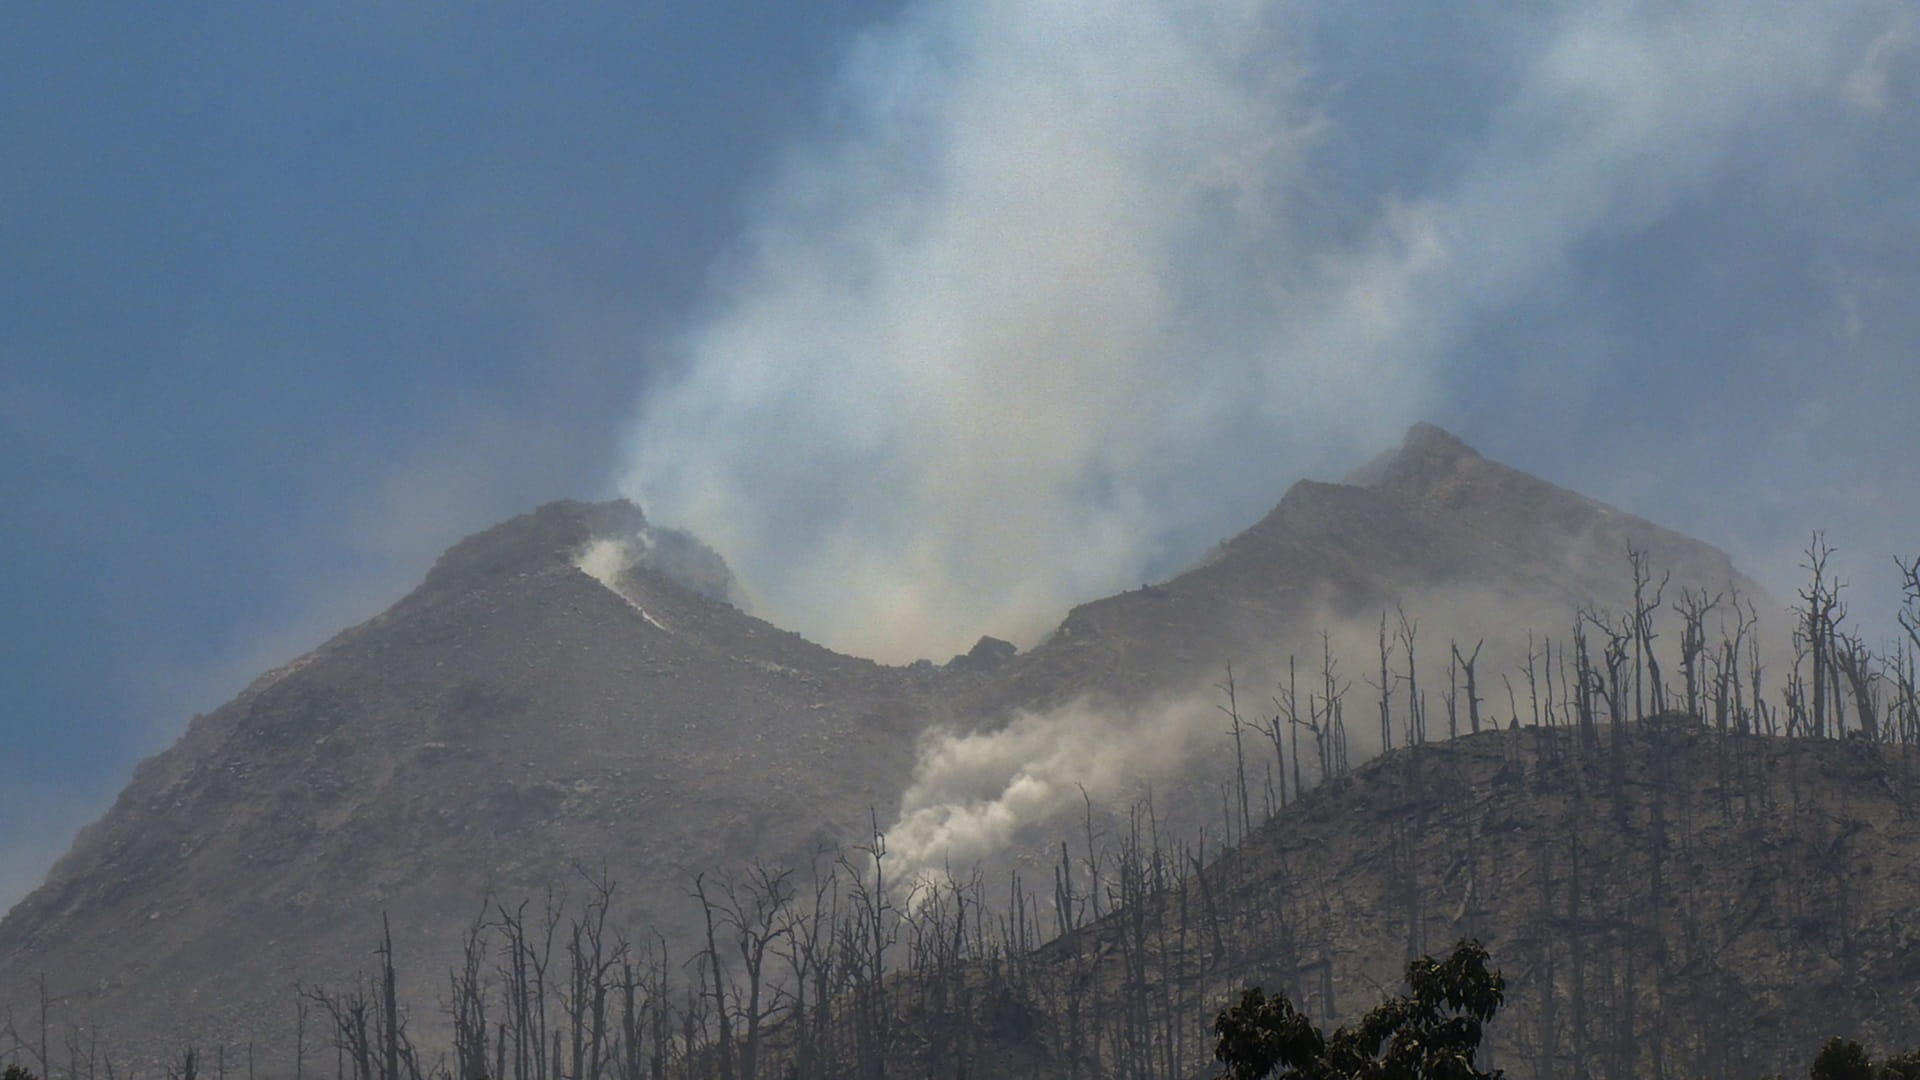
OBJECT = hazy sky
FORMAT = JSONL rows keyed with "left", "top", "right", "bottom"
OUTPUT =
{"left": 4, "top": 2, "right": 1916, "bottom": 908}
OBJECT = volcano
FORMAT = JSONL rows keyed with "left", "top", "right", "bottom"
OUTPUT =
{"left": 0, "top": 424, "right": 1773, "bottom": 1063}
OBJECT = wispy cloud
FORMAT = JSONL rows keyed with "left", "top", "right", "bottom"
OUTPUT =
{"left": 1845, "top": 17, "right": 1915, "bottom": 111}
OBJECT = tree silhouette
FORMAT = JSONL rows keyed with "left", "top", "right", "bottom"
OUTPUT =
{"left": 1214, "top": 939, "right": 1505, "bottom": 1080}
{"left": 1811, "top": 1038, "right": 1874, "bottom": 1080}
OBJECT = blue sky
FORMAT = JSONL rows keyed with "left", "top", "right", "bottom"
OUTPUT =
{"left": 4, "top": 2, "right": 1917, "bottom": 907}
{"left": 0, "top": 2, "right": 903, "bottom": 900}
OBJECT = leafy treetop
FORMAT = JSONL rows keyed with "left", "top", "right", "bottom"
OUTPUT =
{"left": 1214, "top": 939, "right": 1506, "bottom": 1080}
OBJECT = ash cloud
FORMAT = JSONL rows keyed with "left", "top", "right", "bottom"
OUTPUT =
{"left": 620, "top": 0, "right": 1915, "bottom": 665}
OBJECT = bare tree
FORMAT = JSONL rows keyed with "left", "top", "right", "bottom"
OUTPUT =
{"left": 1455, "top": 640, "right": 1485, "bottom": 737}
{"left": 839, "top": 814, "right": 897, "bottom": 1080}
{"left": 1524, "top": 632, "right": 1543, "bottom": 730}
{"left": 1573, "top": 618, "right": 1598, "bottom": 749}
{"left": 1673, "top": 588, "right": 1723, "bottom": 723}
{"left": 1397, "top": 607, "right": 1424, "bottom": 746}
{"left": 1374, "top": 611, "right": 1396, "bottom": 753}
{"left": 1901, "top": 555, "right": 1920, "bottom": 657}
{"left": 166, "top": 1047, "right": 198, "bottom": 1080}
{"left": 449, "top": 904, "right": 491, "bottom": 1080}
{"left": 562, "top": 870, "right": 624, "bottom": 1080}
{"left": 379, "top": 916, "right": 401, "bottom": 1080}
{"left": 1217, "top": 665, "right": 1253, "bottom": 841}
{"left": 1796, "top": 533, "right": 1847, "bottom": 738}
{"left": 1323, "top": 633, "right": 1352, "bottom": 778}
{"left": 301, "top": 979, "right": 372, "bottom": 1080}
{"left": 1627, "top": 546, "right": 1671, "bottom": 720}
{"left": 1834, "top": 631, "right": 1882, "bottom": 742}
{"left": 690, "top": 876, "right": 736, "bottom": 1080}
{"left": 295, "top": 992, "right": 310, "bottom": 1080}
{"left": 720, "top": 864, "right": 795, "bottom": 1080}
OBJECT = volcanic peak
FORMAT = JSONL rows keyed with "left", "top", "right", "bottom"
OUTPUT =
{"left": 419, "top": 499, "right": 647, "bottom": 596}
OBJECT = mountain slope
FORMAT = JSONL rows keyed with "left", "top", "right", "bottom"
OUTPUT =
{"left": 0, "top": 500, "right": 930, "bottom": 1056}
{"left": 899, "top": 423, "right": 1775, "bottom": 902}
{"left": 968, "top": 422, "right": 1766, "bottom": 719}
{"left": 0, "top": 424, "right": 1782, "bottom": 1063}
{"left": 899, "top": 724, "right": 1920, "bottom": 1080}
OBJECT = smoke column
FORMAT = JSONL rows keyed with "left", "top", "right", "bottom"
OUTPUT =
{"left": 620, "top": 2, "right": 1435, "bottom": 661}
{"left": 620, "top": 0, "right": 1907, "bottom": 664}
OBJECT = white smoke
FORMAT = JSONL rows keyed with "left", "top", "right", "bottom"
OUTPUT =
{"left": 619, "top": 0, "right": 1908, "bottom": 664}
{"left": 885, "top": 567, "right": 1793, "bottom": 886}
{"left": 621, "top": 2, "right": 1431, "bottom": 662}
{"left": 572, "top": 525, "right": 748, "bottom": 612}
{"left": 576, "top": 537, "right": 634, "bottom": 591}
{"left": 888, "top": 694, "right": 1224, "bottom": 886}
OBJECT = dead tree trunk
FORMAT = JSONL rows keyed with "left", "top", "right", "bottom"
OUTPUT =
{"left": 1455, "top": 639, "right": 1484, "bottom": 737}
{"left": 1798, "top": 533, "right": 1846, "bottom": 738}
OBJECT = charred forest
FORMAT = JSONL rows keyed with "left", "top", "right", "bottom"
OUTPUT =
{"left": 8, "top": 540, "right": 1920, "bottom": 1080}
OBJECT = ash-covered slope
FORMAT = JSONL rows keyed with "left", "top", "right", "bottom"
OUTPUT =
{"left": 0, "top": 424, "right": 1779, "bottom": 1063}
{"left": 971, "top": 422, "right": 1767, "bottom": 716}
{"left": 901, "top": 725, "right": 1920, "bottom": 1080}
{"left": 877, "top": 425, "right": 1777, "bottom": 923}
{"left": 0, "top": 500, "right": 930, "bottom": 1057}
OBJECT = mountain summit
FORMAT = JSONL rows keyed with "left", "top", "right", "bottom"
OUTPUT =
{"left": 968, "top": 422, "right": 1762, "bottom": 718}
{"left": 1, "top": 499, "right": 929, "bottom": 1057}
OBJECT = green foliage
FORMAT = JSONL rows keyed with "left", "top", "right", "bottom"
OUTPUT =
{"left": 1761, "top": 1038, "right": 1920, "bottom": 1080}
{"left": 4, "top": 1065, "right": 40, "bottom": 1080}
{"left": 1214, "top": 939, "right": 1505, "bottom": 1080}
{"left": 1814, "top": 1039, "right": 1875, "bottom": 1080}
{"left": 1801, "top": 1039, "right": 1920, "bottom": 1080}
